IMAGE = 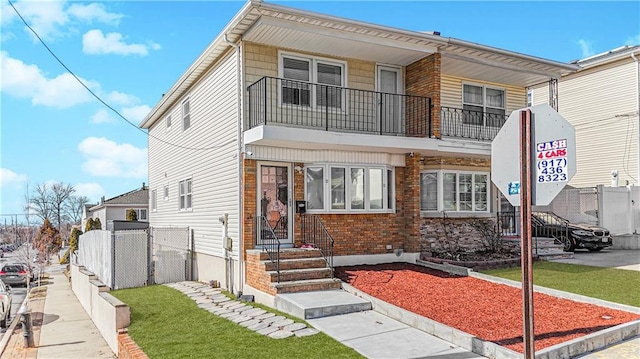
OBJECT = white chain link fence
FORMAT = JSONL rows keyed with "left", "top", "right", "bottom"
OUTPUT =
{"left": 77, "top": 226, "right": 191, "bottom": 289}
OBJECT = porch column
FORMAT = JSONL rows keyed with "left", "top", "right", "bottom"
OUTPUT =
{"left": 403, "top": 153, "right": 422, "bottom": 252}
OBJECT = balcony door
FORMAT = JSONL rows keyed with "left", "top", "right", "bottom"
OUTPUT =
{"left": 377, "top": 65, "right": 402, "bottom": 134}
{"left": 257, "top": 162, "right": 293, "bottom": 245}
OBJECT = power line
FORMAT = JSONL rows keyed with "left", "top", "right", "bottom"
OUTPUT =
{"left": 8, "top": 0, "right": 235, "bottom": 152}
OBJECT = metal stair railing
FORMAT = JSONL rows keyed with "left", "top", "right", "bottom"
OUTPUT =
{"left": 255, "top": 216, "right": 281, "bottom": 282}
{"left": 300, "top": 214, "right": 334, "bottom": 277}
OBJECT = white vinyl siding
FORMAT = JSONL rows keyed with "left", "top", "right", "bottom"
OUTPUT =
{"left": 147, "top": 50, "right": 240, "bottom": 257}
{"left": 531, "top": 59, "right": 638, "bottom": 187}
{"left": 441, "top": 74, "right": 527, "bottom": 112}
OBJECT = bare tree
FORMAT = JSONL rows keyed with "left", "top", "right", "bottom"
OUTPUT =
{"left": 50, "top": 182, "right": 75, "bottom": 232}
{"left": 30, "top": 183, "right": 53, "bottom": 223}
{"left": 64, "top": 195, "right": 90, "bottom": 225}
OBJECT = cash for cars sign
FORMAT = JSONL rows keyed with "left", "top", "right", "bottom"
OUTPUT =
{"left": 492, "top": 104, "right": 576, "bottom": 206}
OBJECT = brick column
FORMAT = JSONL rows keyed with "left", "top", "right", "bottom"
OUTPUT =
{"left": 403, "top": 154, "right": 422, "bottom": 252}
{"left": 406, "top": 53, "right": 441, "bottom": 138}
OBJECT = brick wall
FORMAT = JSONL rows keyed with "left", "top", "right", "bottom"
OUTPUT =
{"left": 118, "top": 333, "right": 149, "bottom": 359}
{"left": 406, "top": 53, "right": 441, "bottom": 138}
{"left": 242, "top": 158, "right": 257, "bottom": 256}
{"left": 245, "top": 250, "right": 276, "bottom": 295}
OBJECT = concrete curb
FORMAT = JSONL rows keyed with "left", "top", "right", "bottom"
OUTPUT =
{"left": 0, "top": 287, "right": 30, "bottom": 356}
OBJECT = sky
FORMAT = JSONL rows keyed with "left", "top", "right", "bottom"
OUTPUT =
{"left": 1, "top": 0, "right": 639, "bottom": 222}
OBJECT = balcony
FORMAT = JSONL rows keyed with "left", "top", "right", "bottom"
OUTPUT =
{"left": 247, "top": 77, "right": 431, "bottom": 137}
{"left": 439, "top": 106, "right": 508, "bottom": 141}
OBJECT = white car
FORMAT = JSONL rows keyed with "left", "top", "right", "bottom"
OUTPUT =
{"left": 0, "top": 280, "right": 12, "bottom": 328}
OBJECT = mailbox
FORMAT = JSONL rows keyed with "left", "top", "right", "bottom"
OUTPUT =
{"left": 296, "top": 201, "right": 306, "bottom": 214}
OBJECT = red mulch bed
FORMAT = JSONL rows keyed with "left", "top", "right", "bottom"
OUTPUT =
{"left": 335, "top": 263, "right": 640, "bottom": 353}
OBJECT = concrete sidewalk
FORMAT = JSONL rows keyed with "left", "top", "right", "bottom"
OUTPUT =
{"left": 0, "top": 269, "right": 114, "bottom": 359}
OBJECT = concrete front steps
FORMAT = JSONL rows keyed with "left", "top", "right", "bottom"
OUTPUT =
{"left": 247, "top": 248, "right": 342, "bottom": 295}
{"left": 275, "top": 290, "right": 372, "bottom": 319}
{"left": 503, "top": 236, "right": 574, "bottom": 260}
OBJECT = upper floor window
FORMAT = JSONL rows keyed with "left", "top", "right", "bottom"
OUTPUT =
{"left": 280, "top": 53, "right": 345, "bottom": 110}
{"left": 166, "top": 115, "right": 172, "bottom": 131}
{"left": 305, "top": 164, "right": 394, "bottom": 213}
{"left": 163, "top": 185, "right": 169, "bottom": 201}
{"left": 182, "top": 98, "right": 191, "bottom": 131}
{"left": 463, "top": 84, "right": 505, "bottom": 127}
{"left": 151, "top": 190, "right": 157, "bottom": 211}
{"left": 420, "top": 170, "right": 489, "bottom": 213}
{"left": 179, "top": 178, "right": 192, "bottom": 211}
{"left": 527, "top": 90, "right": 533, "bottom": 107}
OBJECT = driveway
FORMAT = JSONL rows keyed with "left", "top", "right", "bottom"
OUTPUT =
{"left": 550, "top": 249, "right": 640, "bottom": 271}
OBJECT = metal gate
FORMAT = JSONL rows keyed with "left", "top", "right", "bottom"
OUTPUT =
{"left": 113, "top": 229, "right": 149, "bottom": 289}
{"left": 150, "top": 227, "right": 191, "bottom": 284}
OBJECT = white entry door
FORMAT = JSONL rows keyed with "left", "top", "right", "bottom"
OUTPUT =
{"left": 377, "top": 65, "right": 402, "bottom": 134}
{"left": 257, "top": 162, "right": 293, "bottom": 245}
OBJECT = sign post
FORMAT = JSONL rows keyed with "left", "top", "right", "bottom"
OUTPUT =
{"left": 492, "top": 103, "right": 576, "bottom": 359}
{"left": 519, "top": 109, "right": 534, "bottom": 358}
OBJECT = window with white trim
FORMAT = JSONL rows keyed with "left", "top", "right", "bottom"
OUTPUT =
{"left": 420, "top": 170, "right": 489, "bottom": 213}
{"left": 305, "top": 164, "right": 394, "bottom": 212}
{"left": 129, "top": 209, "right": 148, "bottom": 220}
{"left": 151, "top": 190, "right": 157, "bottom": 211}
{"left": 280, "top": 53, "right": 345, "bottom": 110}
{"left": 166, "top": 115, "right": 172, "bottom": 130}
{"left": 462, "top": 84, "right": 505, "bottom": 127}
{"left": 182, "top": 98, "right": 191, "bottom": 131}
{"left": 163, "top": 185, "right": 169, "bottom": 201}
{"left": 179, "top": 178, "right": 192, "bottom": 210}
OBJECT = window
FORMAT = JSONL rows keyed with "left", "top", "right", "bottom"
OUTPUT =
{"left": 163, "top": 185, "right": 169, "bottom": 201}
{"left": 420, "top": 171, "right": 490, "bottom": 213}
{"left": 179, "top": 178, "right": 192, "bottom": 210}
{"left": 139, "top": 209, "right": 147, "bottom": 220}
{"left": 527, "top": 90, "right": 533, "bottom": 107}
{"left": 462, "top": 84, "right": 505, "bottom": 127}
{"left": 166, "top": 115, "right": 172, "bottom": 130}
{"left": 305, "top": 164, "right": 394, "bottom": 212}
{"left": 151, "top": 190, "right": 157, "bottom": 211}
{"left": 182, "top": 98, "right": 191, "bottom": 131}
{"left": 280, "top": 53, "right": 345, "bottom": 110}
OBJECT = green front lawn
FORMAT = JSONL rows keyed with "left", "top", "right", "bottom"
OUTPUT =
{"left": 482, "top": 261, "right": 640, "bottom": 307}
{"left": 111, "top": 285, "right": 363, "bottom": 359}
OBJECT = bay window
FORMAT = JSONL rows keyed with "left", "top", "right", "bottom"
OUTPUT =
{"left": 420, "top": 170, "right": 490, "bottom": 213}
{"left": 305, "top": 164, "right": 394, "bottom": 212}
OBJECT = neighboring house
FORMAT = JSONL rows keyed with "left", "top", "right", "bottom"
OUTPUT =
{"left": 85, "top": 183, "right": 149, "bottom": 230}
{"left": 139, "top": 0, "right": 577, "bottom": 300}
{"left": 531, "top": 45, "right": 640, "bottom": 188}
{"left": 80, "top": 203, "right": 97, "bottom": 233}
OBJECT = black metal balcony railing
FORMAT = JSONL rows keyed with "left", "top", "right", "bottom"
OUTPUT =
{"left": 247, "top": 76, "right": 431, "bottom": 137}
{"left": 440, "top": 106, "right": 508, "bottom": 141}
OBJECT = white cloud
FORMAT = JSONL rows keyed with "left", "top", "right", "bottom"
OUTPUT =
{"left": 67, "top": 3, "right": 123, "bottom": 25}
{"left": 78, "top": 137, "right": 147, "bottom": 179}
{"left": 107, "top": 91, "right": 139, "bottom": 106}
{"left": 0, "top": 51, "right": 97, "bottom": 108}
{"left": 0, "top": 168, "right": 27, "bottom": 188}
{"left": 82, "top": 29, "right": 156, "bottom": 56}
{"left": 91, "top": 109, "right": 114, "bottom": 124}
{"left": 625, "top": 34, "right": 640, "bottom": 46}
{"left": 578, "top": 39, "right": 595, "bottom": 58}
{"left": 121, "top": 105, "right": 151, "bottom": 123}
{"left": 74, "top": 182, "right": 105, "bottom": 201}
{"left": 1, "top": 1, "right": 123, "bottom": 41}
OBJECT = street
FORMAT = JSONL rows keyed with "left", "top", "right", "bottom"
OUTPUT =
{"left": 0, "top": 245, "right": 40, "bottom": 340}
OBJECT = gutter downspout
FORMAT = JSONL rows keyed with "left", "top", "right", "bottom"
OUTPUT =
{"left": 632, "top": 52, "right": 640, "bottom": 185}
{"left": 224, "top": 33, "right": 245, "bottom": 295}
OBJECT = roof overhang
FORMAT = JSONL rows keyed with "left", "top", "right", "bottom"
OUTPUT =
{"left": 140, "top": 0, "right": 579, "bottom": 129}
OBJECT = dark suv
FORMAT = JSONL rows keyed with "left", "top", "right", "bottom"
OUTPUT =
{"left": 532, "top": 211, "right": 613, "bottom": 252}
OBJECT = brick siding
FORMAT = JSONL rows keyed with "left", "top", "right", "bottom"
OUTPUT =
{"left": 118, "top": 333, "right": 149, "bottom": 359}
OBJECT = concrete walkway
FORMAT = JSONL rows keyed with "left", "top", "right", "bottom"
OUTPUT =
{"left": 0, "top": 269, "right": 114, "bottom": 359}
{"left": 550, "top": 249, "right": 640, "bottom": 271}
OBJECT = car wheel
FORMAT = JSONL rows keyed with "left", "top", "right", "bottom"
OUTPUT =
{"left": 588, "top": 248, "right": 604, "bottom": 252}
{"left": 0, "top": 312, "right": 6, "bottom": 329}
{"left": 560, "top": 235, "right": 575, "bottom": 252}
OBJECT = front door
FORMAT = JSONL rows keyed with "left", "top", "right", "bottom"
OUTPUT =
{"left": 377, "top": 65, "right": 402, "bottom": 134}
{"left": 258, "top": 163, "right": 293, "bottom": 245}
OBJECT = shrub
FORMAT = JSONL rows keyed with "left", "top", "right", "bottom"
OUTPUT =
{"left": 92, "top": 218, "right": 102, "bottom": 230}
{"left": 60, "top": 249, "right": 70, "bottom": 264}
{"left": 85, "top": 218, "right": 94, "bottom": 232}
